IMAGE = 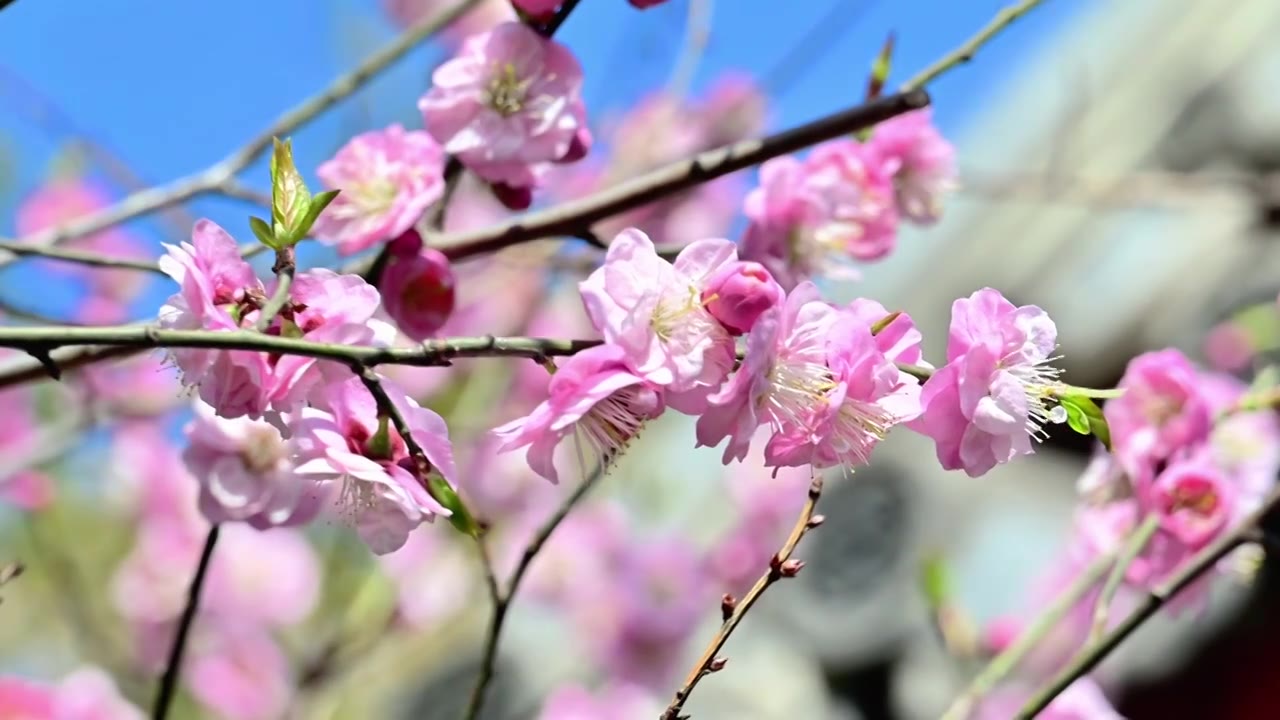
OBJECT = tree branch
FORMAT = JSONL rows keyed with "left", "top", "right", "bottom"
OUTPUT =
{"left": 0, "top": 238, "right": 163, "bottom": 272}
{"left": 901, "top": 0, "right": 1049, "bottom": 91}
{"left": 152, "top": 525, "right": 220, "bottom": 720}
{"left": 419, "top": 90, "right": 929, "bottom": 265}
{"left": 0, "top": 0, "right": 484, "bottom": 270}
{"left": 463, "top": 464, "right": 608, "bottom": 720}
{"left": 661, "top": 476, "right": 824, "bottom": 719}
{"left": 1014, "top": 485, "right": 1280, "bottom": 718}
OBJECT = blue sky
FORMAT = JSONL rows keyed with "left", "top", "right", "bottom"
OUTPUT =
{"left": 0, "top": 0, "right": 1084, "bottom": 317}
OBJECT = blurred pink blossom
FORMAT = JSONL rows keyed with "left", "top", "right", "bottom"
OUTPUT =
{"left": 538, "top": 682, "right": 661, "bottom": 719}
{"left": 378, "top": 523, "right": 474, "bottom": 629}
{"left": 864, "top": 108, "right": 957, "bottom": 224}
{"left": 313, "top": 124, "right": 446, "bottom": 256}
{"left": 185, "top": 624, "right": 293, "bottom": 720}
{"left": 1104, "top": 349, "right": 1212, "bottom": 479}
{"left": 0, "top": 668, "right": 144, "bottom": 720}
{"left": 977, "top": 678, "right": 1126, "bottom": 720}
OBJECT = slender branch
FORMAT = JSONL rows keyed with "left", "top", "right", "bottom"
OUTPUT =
{"left": 938, "top": 539, "right": 1122, "bottom": 720}
{"left": 1015, "top": 485, "right": 1280, "bottom": 718}
{"left": 661, "top": 476, "right": 824, "bottom": 719}
{"left": 463, "top": 465, "right": 607, "bottom": 720}
{"left": 153, "top": 525, "right": 221, "bottom": 720}
{"left": 0, "top": 0, "right": 484, "bottom": 269}
{"left": 1088, "top": 515, "right": 1157, "bottom": 644}
{"left": 539, "top": 0, "right": 583, "bottom": 36}
{"left": 421, "top": 90, "right": 929, "bottom": 265}
{"left": 254, "top": 247, "right": 298, "bottom": 332}
{"left": 0, "top": 0, "right": 20, "bottom": 14}
{"left": 0, "top": 326, "right": 600, "bottom": 389}
{"left": 0, "top": 238, "right": 162, "bottom": 272}
{"left": 901, "top": 0, "right": 1050, "bottom": 91}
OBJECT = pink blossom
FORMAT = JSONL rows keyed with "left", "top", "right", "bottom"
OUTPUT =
{"left": 0, "top": 383, "right": 43, "bottom": 507}
{"left": 698, "top": 283, "right": 920, "bottom": 468}
{"left": 75, "top": 353, "right": 181, "bottom": 419}
{"left": 864, "top": 109, "right": 957, "bottom": 224}
{"left": 579, "top": 228, "right": 736, "bottom": 410}
{"left": 158, "top": 219, "right": 262, "bottom": 395}
{"left": 420, "top": 22, "right": 587, "bottom": 188}
{"left": 15, "top": 177, "right": 149, "bottom": 304}
{"left": 628, "top": 0, "right": 671, "bottom": 7}
{"left": 740, "top": 142, "right": 899, "bottom": 289}
{"left": 1203, "top": 320, "right": 1256, "bottom": 372}
{"left": 0, "top": 669, "right": 145, "bottom": 720}
{"left": 1105, "top": 349, "right": 1212, "bottom": 475}
{"left": 378, "top": 524, "right": 473, "bottom": 629}
{"left": 911, "top": 288, "right": 1063, "bottom": 477}
{"left": 845, "top": 297, "right": 926, "bottom": 366}
{"left": 582, "top": 535, "right": 712, "bottom": 689}
{"left": 291, "top": 377, "right": 457, "bottom": 554}
{"left": 312, "top": 124, "right": 445, "bottom": 255}
{"left": 186, "top": 625, "right": 293, "bottom": 720}
{"left": 1148, "top": 460, "right": 1235, "bottom": 551}
{"left": 183, "top": 399, "right": 324, "bottom": 528}
{"left": 701, "top": 260, "right": 784, "bottom": 335}
{"left": 538, "top": 683, "right": 660, "bottom": 720}
{"left": 0, "top": 469, "right": 55, "bottom": 510}
{"left": 512, "top": 0, "right": 562, "bottom": 20}
{"left": 518, "top": 500, "right": 629, "bottom": 606}
{"left": 379, "top": 230, "right": 457, "bottom": 340}
{"left": 493, "top": 344, "right": 665, "bottom": 483}
{"left": 204, "top": 525, "right": 321, "bottom": 628}
{"left": 1200, "top": 372, "right": 1280, "bottom": 514}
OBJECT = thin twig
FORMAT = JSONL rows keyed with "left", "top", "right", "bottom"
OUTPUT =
{"left": 660, "top": 476, "right": 825, "bottom": 719}
{"left": 1088, "top": 515, "right": 1158, "bottom": 644}
{"left": 938, "top": 541, "right": 1121, "bottom": 720}
{"left": 901, "top": 0, "right": 1050, "bottom": 91}
{"left": 253, "top": 247, "right": 298, "bottom": 332}
{"left": 0, "top": 239, "right": 163, "bottom": 272}
{"left": 463, "top": 464, "right": 607, "bottom": 720}
{"left": 1014, "top": 485, "right": 1280, "bottom": 718}
{"left": 0, "top": 0, "right": 484, "bottom": 270}
{"left": 152, "top": 525, "right": 221, "bottom": 720}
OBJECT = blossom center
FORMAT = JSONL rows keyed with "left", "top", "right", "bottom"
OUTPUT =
{"left": 651, "top": 286, "right": 707, "bottom": 343}
{"left": 576, "top": 386, "right": 653, "bottom": 467}
{"left": 240, "top": 424, "right": 286, "bottom": 474}
{"left": 486, "top": 63, "right": 532, "bottom": 117}
{"left": 760, "top": 357, "right": 836, "bottom": 429}
{"left": 1164, "top": 478, "right": 1221, "bottom": 517}
{"left": 351, "top": 177, "right": 400, "bottom": 216}
{"left": 1002, "top": 355, "right": 1063, "bottom": 440}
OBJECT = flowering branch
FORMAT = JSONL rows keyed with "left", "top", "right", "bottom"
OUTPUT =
{"left": 900, "top": 0, "right": 1049, "bottom": 91}
{"left": 463, "top": 464, "right": 608, "bottom": 720}
{"left": 152, "top": 525, "right": 220, "bottom": 720}
{"left": 0, "top": 327, "right": 601, "bottom": 389}
{"left": 660, "top": 476, "right": 825, "bottom": 719}
{"left": 0, "top": 0, "right": 484, "bottom": 271}
{"left": 424, "top": 89, "right": 930, "bottom": 264}
{"left": 1013, "top": 484, "right": 1280, "bottom": 718}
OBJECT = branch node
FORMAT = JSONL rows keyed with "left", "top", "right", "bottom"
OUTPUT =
{"left": 25, "top": 347, "right": 61, "bottom": 380}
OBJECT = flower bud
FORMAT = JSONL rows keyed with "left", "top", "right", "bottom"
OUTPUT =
{"left": 628, "top": 0, "right": 671, "bottom": 7}
{"left": 491, "top": 181, "right": 533, "bottom": 211}
{"left": 557, "top": 126, "right": 593, "bottom": 164}
{"left": 380, "top": 242, "right": 456, "bottom": 341}
{"left": 512, "top": 0, "right": 562, "bottom": 22}
{"left": 701, "top": 260, "right": 784, "bottom": 335}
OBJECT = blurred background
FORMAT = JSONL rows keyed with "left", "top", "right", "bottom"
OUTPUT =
{"left": 2, "top": 0, "right": 1280, "bottom": 718}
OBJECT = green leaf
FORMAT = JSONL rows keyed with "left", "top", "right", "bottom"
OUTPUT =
{"left": 1249, "top": 364, "right": 1280, "bottom": 395}
{"left": 1058, "top": 394, "right": 1113, "bottom": 450}
{"left": 270, "top": 137, "right": 312, "bottom": 245}
{"left": 427, "top": 473, "right": 482, "bottom": 538}
{"left": 294, "top": 189, "right": 340, "bottom": 241}
{"left": 1063, "top": 400, "right": 1090, "bottom": 435}
{"left": 248, "top": 216, "right": 278, "bottom": 249}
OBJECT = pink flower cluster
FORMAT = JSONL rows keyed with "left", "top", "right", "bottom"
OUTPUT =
{"left": 741, "top": 109, "right": 956, "bottom": 289}
{"left": 1075, "top": 352, "right": 1279, "bottom": 600}
{"left": 157, "top": 221, "right": 459, "bottom": 555}
{"left": 109, "top": 425, "right": 319, "bottom": 719}
{"left": 496, "top": 227, "right": 969, "bottom": 481}
{"left": 421, "top": 21, "right": 590, "bottom": 207}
